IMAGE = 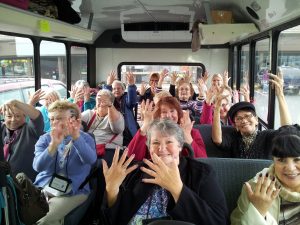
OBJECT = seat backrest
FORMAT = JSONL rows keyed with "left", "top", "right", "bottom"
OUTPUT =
{"left": 197, "top": 158, "right": 272, "bottom": 214}
{"left": 148, "top": 220, "right": 195, "bottom": 225}
{"left": 194, "top": 124, "right": 234, "bottom": 158}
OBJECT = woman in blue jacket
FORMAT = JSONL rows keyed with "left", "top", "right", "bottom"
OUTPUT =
{"left": 33, "top": 100, "right": 97, "bottom": 225}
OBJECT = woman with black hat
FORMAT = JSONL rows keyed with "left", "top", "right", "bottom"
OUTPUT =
{"left": 211, "top": 73, "right": 292, "bottom": 159}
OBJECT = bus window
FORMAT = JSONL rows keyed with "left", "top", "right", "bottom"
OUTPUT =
{"left": 119, "top": 63, "right": 204, "bottom": 93}
{"left": 40, "top": 41, "right": 67, "bottom": 98}
{"left": 275, "top": 25, "right": 300, "bottom": 128}
{"left": 240, "top": 44, "right": 250, "bottom": 89}
{"left": 232, "top": 47, "right": 237, "bottom": 90}
{"left": 71, "top": 46, "right": 87, "bottom": 83}
{"left": 254, "top": 38, "right": 270, "bottom": 123}
{"left": 0, "top": 35, "right": 34, "bottom": 104}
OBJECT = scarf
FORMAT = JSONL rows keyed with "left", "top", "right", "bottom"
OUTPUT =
{"left": 240, "top": 131, "right": 257, "bottom": 158}
{"left": 3, "top": 128, "right": 21, "bottom": 160}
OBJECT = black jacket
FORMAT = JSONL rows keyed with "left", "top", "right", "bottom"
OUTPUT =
{"left": 102, "top": 157, "right": 228, "bottom": 225}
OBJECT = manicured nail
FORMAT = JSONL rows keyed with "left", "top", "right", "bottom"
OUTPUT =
{"left": 266, "top": 173, "right": 269, "bottom": 177}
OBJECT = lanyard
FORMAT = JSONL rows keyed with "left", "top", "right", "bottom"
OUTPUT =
{"left": 54, "top": 139, "right": 72, "bottom": 177}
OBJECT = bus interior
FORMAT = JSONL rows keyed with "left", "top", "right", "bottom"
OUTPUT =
{"left": 1, "top": 0, "right": 300, "bottom": 128}
{"left": 0, "top": 0, "right": 300, "bottom": 224}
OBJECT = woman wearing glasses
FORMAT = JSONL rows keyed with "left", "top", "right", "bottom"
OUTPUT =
{"left": 211, "top": 73, "right": 292, "bottom": 159}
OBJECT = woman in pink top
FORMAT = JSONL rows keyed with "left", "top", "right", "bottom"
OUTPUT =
{"left": 128, "top": 96, "right": 207, "bottom": 160}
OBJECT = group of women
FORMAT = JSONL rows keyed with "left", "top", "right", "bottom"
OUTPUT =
{"left": 1, "top": 68, "right": 300, "bottom": 225}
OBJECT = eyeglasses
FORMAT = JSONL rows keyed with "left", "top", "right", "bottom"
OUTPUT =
{"left": 235, "top": 114, "right": 254, "bottom": 123}
{"left": 150, "top": 79, "right": 159, "bottom": 83}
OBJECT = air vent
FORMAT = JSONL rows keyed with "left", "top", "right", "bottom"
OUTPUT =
{"left": 124, "top": 22, "right": 190, "bottom": 31}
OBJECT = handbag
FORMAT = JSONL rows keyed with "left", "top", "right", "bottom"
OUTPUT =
{"left": 87, "top": 112, "right": 118, "bottom": 157}
{"left": 96, "top": 134, "right": 117, "bottom": 157}
{"left": 14, "top": 172, "right": 49, "bottom": 225}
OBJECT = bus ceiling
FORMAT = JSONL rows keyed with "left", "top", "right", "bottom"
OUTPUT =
{"left": 0, "top": 0, "right": 300, "bottom": 45}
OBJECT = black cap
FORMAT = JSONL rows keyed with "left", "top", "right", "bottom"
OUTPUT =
{"left": 228, "top": 102, "right": 256, "bottom": 122}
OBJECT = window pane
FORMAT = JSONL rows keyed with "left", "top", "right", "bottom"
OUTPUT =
{"left": 254, "top": 38, "right": 270, "bottom": 123}
{"left": 40, "top": 41, "right": 67, "bottom": 99}
{"left": 71, "top": 46, "right": 87, "bottom": 83}
{"left": 0, "top": 35, "right": 34, "bottom": 104}
{"left": 232, "top": 47, "right": 237, "bottom": 90}
{"left": 240, "top": 44, "right": 250, "bottom": 88}
{"left": 119, "top": 64, "right": 204, "bottom": 93}
{"left": 275, "top": 25, "right": 300, "bottom": 128}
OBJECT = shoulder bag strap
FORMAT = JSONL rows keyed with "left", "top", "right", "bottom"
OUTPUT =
{"left": 87, "top": 111, "right": 97, "bottom": 130}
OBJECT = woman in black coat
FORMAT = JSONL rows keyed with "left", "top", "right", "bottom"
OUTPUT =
{"left": 102, "top": 119, "right": 228, "bottom": 225}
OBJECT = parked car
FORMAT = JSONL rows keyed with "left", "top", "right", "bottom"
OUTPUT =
{"left": 0, "top": 78, "right": 67, "bottom": 106}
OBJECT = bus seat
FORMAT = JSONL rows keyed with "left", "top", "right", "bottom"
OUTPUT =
{"left": 64, "top": 133, "right": 97, "bottom": 225}
{"left": 64, "top": 177, "right": 97, "bottom": 225}
{"left": 194, "top": 124, "right": 234, "bottom": 158}
{"left": 148, "top": 220, "right": 195, "bottom": 225}
{"left": 197, "top": 158, "right": 272, "bottom": 214}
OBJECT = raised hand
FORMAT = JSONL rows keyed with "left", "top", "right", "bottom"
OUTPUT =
{"left": 180, "top": 110, "right": 194, "bottom": 144}
{"left": 68, "top": 116, "right": 81, "bottom": 140}
{"left": 126, "top": 72, "right": 135, "bottom": 85}
{"left": 245, "top": 173, "right": 281, "bottom": 217}
{"left": 69, "top": 85, "right": 77, "bottom": 99}
{"left": 82, "top": 86, "right": 90, "bottom": 102}
{"left": 269, "top": 73, "right": 284, "bottom": 97}
{"left": 28, "top": 89, "right": 45, "bottom": 106}
{"left": 197, "top": 78, "right": 207, "bottom": 98}
{"left": 2, "top": 100, "right": 20, "bottom": 115}
{"left": 141, "top": 154, "right": 183, "bottom": 202}
{"left": 183, "top": 70, "right": 192, "bottom": 83}
{"left": 158, "top": 69, "right": 169, "bottom": 87}
{"left": 205, "top": 87, "right": 215, "bottom": 105}
{"left": 140, "top": 100, "right": 155, "bottom": 135}
{"left": 49, "top": 122, "right": 65, "bottom": 155}
{"left": 232, "top": 89, "right": 239, "bottom": 104}
{"left": 170, "top": 71, "right": 178, "bottom": 85}
{"left": 222, "top": 70, "right": 231, "bottom": 87}
{"left": 214, "top": 90, "right": 230, "bottom": 110}
{"left": 107, "top": 70, "right": 117, "bottom": 85}
{"left": 103, "top": 148, "right": 138, "bottom": 206}
{"left": 139, "top": 82, "right": 148, "bottom": 96}
{"left": 240, "top": 85, "right": 250, "bottom": 102}
{"left": 203, "top": 70, "right": 210, "bottom": 84}
{"left": 74, "top": 88, "right": 84, "bottom": 103}
{"left": 99, "top": 94, "right": 113, "bottom": 108}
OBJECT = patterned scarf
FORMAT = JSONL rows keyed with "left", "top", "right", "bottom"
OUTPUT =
{"left": 240, "top": 131, "right": 257, "bottom": 158}
{"left": 3, "top": 128, "right": 21, "bottom": 160}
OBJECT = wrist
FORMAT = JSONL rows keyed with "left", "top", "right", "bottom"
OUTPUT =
{"left": 48, "top": 143, "right": 57, "bottom": 156}
{"left": 170, "top": 182, "right": 183, "bottom": 203}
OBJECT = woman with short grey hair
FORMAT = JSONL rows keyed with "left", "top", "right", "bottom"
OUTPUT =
{"left": 101, "top": 119, "right": 228, "bottom": 225}
{"left": 81, "top": 89, "right": 124, "bottom": 157}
